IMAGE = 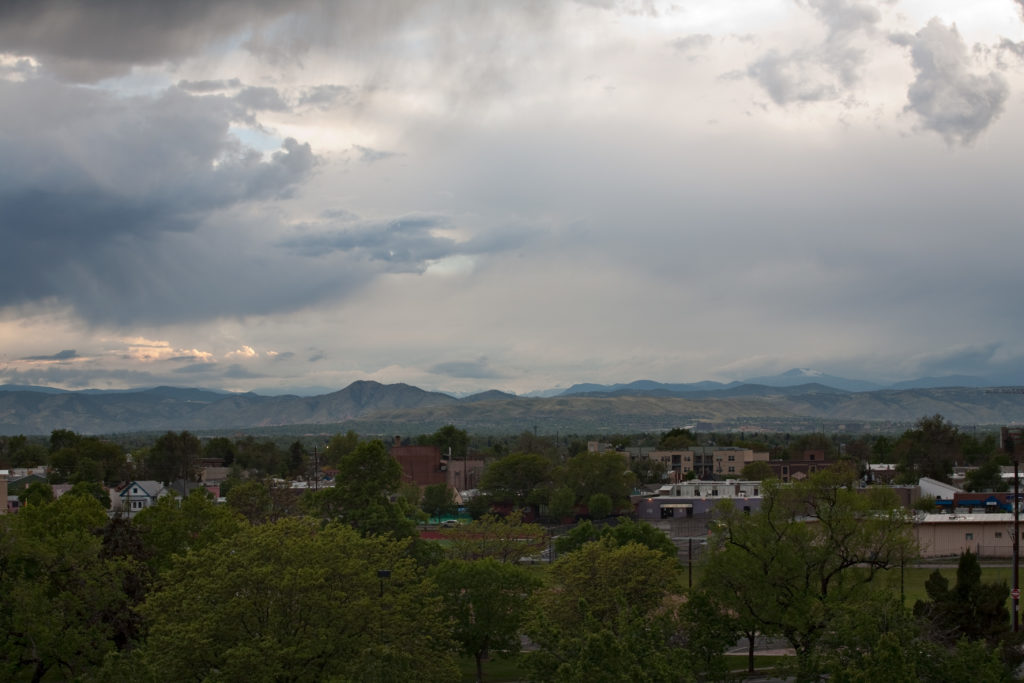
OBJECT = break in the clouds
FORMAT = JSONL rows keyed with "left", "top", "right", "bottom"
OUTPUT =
{"left": 2, "top": 1, "right": 1024, "bottom": 397}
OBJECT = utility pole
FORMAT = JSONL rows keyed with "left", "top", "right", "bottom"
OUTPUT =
{"left": 1007, "top": 428, "right": 1020, "bottom": 632}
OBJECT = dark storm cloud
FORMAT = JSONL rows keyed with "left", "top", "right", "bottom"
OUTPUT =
{"left": 298, "top": 85, "right": 355, "bottom": 108}
{"left": 178, "top": 78, "right": 243, "bottom": 93}
{"left": 0, "top": 0, "right": 306, "bottom": 81}
{"left": 174, "top": 363, "right": 218, "bottom": 375}
{"left": 281, "top": 215, "right": 458, "bottom": 270}
{"left": 895, "top": 19, "right": 1007, "bottom": 144}
{"left": 235, "top": 86, "right": 290, "bottom": 112}
{"left": 429, "top": 357, "right": 505, "bottom": 379}
{"left": 0, "top": 78, "right": 317, "bottom": 324}
{"left": 20, "top": 350, "right": 78, "bottom": 361}
{"left": 0, "top": 365, "right": 162, "bottom": 389}
{"left": 223, "top": 364, "right": 264, "bottom": 379}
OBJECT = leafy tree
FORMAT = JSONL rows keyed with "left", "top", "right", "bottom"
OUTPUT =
{"left": 135, "top": 488, "right": 246, "bottom": 573}
{"left": 226, "top": 479, "right": 273, "bottom": 524}
{"left": 442, "top": 512, "right": 548, "bottom": 563}
{"left": 555, "top": 517, "right": 677, "bottom": 560}
{"left": 0, "top": 435, "right": 46, "bottom": 468}
{"left": 233, "top": 435, "right": 284, "bottom": 475}
{"left": 913, "top": 549, "right": 1023, "bottom": 673}
{"left": 67, "top": 480, "right": 111, "bottom": 509}
{"left": 422, "top": 424, "right": 469, "bottom": 459}
{"left": 145, "top": 431, "right": 201, "bottom": 484}
{"left": 302, "top": 440, "right": 416, "bottom": 538}
{"left": 203, "top": 436, "right": 236, "bottom": 465}
{"left": 700, "top": 466, "right": 916, "bottom": 679}
{"left": 678, "top": 589, "right": 740, "bottom": 681}
{"left": 325, "top": 429, "right": 360, "bottom": 468}
{"left": 659, "top": 428, "right": 696, "bottom": 450}
{"left": 630, "top": 456, "right": 668, "bottom": 485}
{"left": 558, "top": 450, "right": 634, "bottom": 511}
{"left": 814, "top": 590, "right": 931, "bottom": 682}
{"left": 18, "top": 480, "right": 54, "bottom": 507}
{"left": 480, "top": 452, "right": 553, "bottom": 506}
{"left": 0, "top": 495, "right": 130, "bottom": 682}
{"left": 286, "top": 440, "right": 306, "bottom": 477}
{"left": 430, "top": 558, "right": 541, "bottom": 682}
{"left": 587, "top": 492, "right": 613, "bottom": 519}
{"left": 893, "top": 414, "right": 962, "bottom": 483}
{"left": 547, "top": 485, "right": 576, "bottom": 520}
{"left": 525, "top": 538, "right": 690, "bottom": 682}
{"left": 421, "top": 482, "right": 456, "bottom": 522}
{"left": 963, "top": 459, "right": 1007, "bottom": 492}
{"left": 132, "top": 518, "right": 459, "bottom": 682}
{"left": 554, "top": 519, "right": 602, "bottom": 554}
{"left": 740, "top": 460, "right": 775, "bottom": 480}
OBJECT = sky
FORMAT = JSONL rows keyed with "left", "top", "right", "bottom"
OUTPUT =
{"left": 2, "top": 0, "right": 1024, "bottom": 396}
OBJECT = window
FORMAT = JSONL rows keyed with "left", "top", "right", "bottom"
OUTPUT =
{"left": 711, "top": 488, "right": 718, "bottom": 496}
{"left": 996, "top": 532, "right": 1003, "bottom": 539}
{"left": 753, "top": 488, "right": 759, "bottom": 496}
{"left": 966, "top": 533, "right": 974, "bottom": 541}
{"left": 728, "top": 455, "right": 735, "bottom": 462}
{"left": 728, "top": 466, "right": 735, "bottom": 473}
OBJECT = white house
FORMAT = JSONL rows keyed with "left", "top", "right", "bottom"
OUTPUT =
{"left": 118, "top": 480, "right": 170, "bottom": 518}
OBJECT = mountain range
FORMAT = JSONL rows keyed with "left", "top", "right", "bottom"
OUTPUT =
{"left": 0, "top": 369, "right": 1022, "bottom": 436}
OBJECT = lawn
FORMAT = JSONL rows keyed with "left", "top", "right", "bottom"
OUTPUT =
{"left": 457, "top": 655, "right": 527, "bottom": 682}
{"left": 877, "top": 563, "right": 1018, "bottom": 606}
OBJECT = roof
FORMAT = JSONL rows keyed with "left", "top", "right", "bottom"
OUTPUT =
{"left": 918, "top": 513, "right": 1015, "bottom": 523}
{"left": 120, "top": 481, "right": 167, "bottom": 498}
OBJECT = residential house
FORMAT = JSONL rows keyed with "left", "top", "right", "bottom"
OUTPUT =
{"left": 118, "top": 480, "right": 170, "bottom": 518}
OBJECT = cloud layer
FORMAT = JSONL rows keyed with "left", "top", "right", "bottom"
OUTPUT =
{"left": 2, "top": 0, "right": 1024, "bottom": 396}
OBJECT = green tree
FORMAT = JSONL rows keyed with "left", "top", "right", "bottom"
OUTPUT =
{"left": 700, "top": 466, "right": 916, "bottom": 679}
{"left": 0, "top": 495, "right": 131, "bottom": 682}
{"left": 67, "top": 480, "right": 110, "bottom": 509}
{"left": 547, "top": 485, "right": 576, "bottom": 520}
{"left": 203, "top": 436, "right": 236, "bottom": 465}
{"left": 630, "top": 456, "right": 668, "bottom": 485}
{"left": 135, "top": 488, "right": 246, "bottom": 573}
{"left": 555, "top": 517, "right": 677, "bottom": 560}
{"left": 659, "top": 428, "right": 696, "bottom": 450}
{"left": 587, "top": 492, "right": 613, "bottom": 519}
{"left": 479, "top": 452, "right": 553, "bottom": 506}
{"left": 893, "top": 414, "right": 962, "bottom": 483}
{"left": 525, "top": 538, "right": 689, "bottom": 682}
{"left": 740, "top": 460, "right": 775, "bottom": 480}
{"left": 18, "top": 480, "right": 53, "bottom": 507}
{"left": 145, "top": 431, "right": 201, "bottom": 485}
{"left": 913, "top": 550, "right": 1023, "bottom": 673}
{"left": 132, "top": 518, "right": 458, "bottom": 682}
{"left": 423, "top": 424, "right": 469, "bottom": 459}
{"left": 226, "top": 479, "right": 273, "bottom": 524}
{"left": 963, "top": 459, "right": 1007, "bottom": 492}
{"left": 558, "top": 450, "right": 634, "bottom": 512}
{"left": 443, "top": 512, "right": 548, "bottom": 563}
{"left": 430, "top": 558, "right": 541, "bottom": 682}
{"left": 325, "top": 429, "right": 360, "bottom": 468}
{"left": 303, "top": 440, "right": 416, "bottom": 538}
{"left": 421, "top": 482, "right": 456, "bottom": 522}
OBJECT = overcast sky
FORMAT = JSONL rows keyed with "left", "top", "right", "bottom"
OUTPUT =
{"left": 2, "top": 0, "right": 1024, "bottom": 396}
